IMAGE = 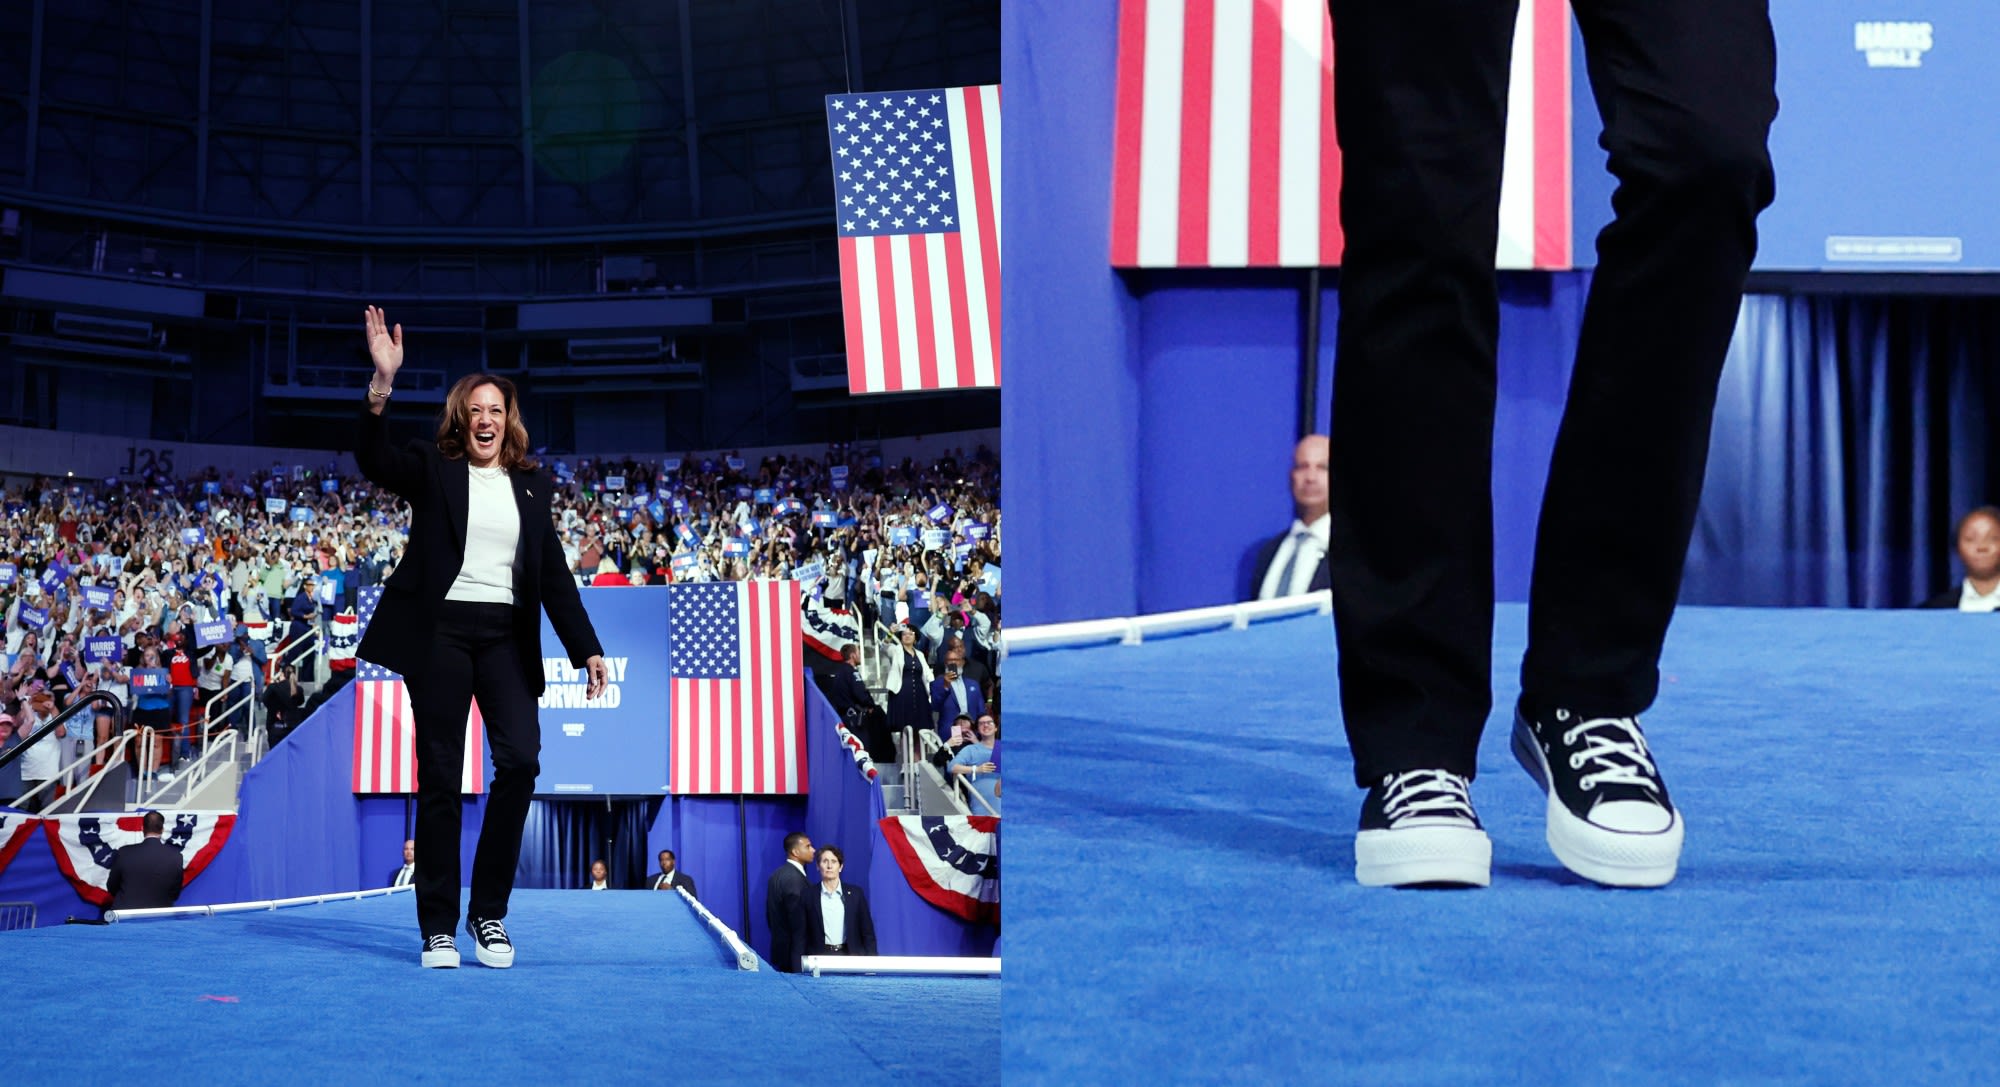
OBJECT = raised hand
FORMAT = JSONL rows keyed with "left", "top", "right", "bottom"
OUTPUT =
{"left": 363, "top": 305, "right": 404, "bottom": 380}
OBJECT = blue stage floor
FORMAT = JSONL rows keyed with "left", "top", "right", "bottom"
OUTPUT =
{"left": 1002, "top": 604, "right": 2000, "bottom": 1085}
{"left": 1, "top": 889, "right": 996, "bottom": 1086}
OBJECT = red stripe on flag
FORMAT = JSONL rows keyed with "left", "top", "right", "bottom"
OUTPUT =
{"left": 1319, "top": 11, "right": 1344, "bottom": 265}
{"left": 960, "top": 88, "right": 1002, "bottom": 375}
{"left": 838, "top": 237, "right": 868, "bottom": 394}
{"left": 1533, "top": 0, "right": 1570, "bottom": 268}
{"left": 871, "top": 234, "right": 903, "bottom": 392}
{"left": 1109, "top": 0, "right": 1150, "bottom": 267}
{"left": 786, "top": 582, "right": 806, "bottom": 794}
{"left": 908, "top": 235, "right": 942, "bottom": 391}
{"left": 942, "top": 233, "right": 976, "bottom": 391}
{"left": 1246, "top": 0, "right": 1284, "bottom": 266}
{"left": 708, "top": 678, "right": 722, "bottom": 795}
{"left": 350, "top": 684, "right": 365, "bottom": 790}
{"left": 747, "top": 583, "right": 765, "bottom": 794}
{"left": 1175, "top": 0, "right": 1215, "bottom": 266}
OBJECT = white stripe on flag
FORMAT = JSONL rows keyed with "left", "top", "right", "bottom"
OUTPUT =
{"left": 1275, "top": 0, "right": 1322, "bottom": 268}
{"left": 1207, "top": 0, "right": 1253, "bottom": 267}
{"left": 888, "top": 235, "right": 923, "bottom": 392}
{"left": 853, "top": 238, "right": 888, "bottom": 394}
{"left": 778, "top": 582, "right": 801, "bottom": 793}
{"left": 1135, "top": 0, "right": 1186, "bottom": 266}
{"left": 755, "top": 582, "right": 777, "bottom": 793}
{"left": 924, "top": 231, "right": 959, "bottom": 389}
{"left": 1497, "top": 0, "right": 1537, "bottom": 268}
{"left": 356, "top": 684, "right": 376, "bottom": 791}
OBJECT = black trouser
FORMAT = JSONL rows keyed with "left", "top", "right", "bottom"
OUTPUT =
{"left": 1326, "top": 0, "right": 1777, "bottom": 786}
{"left": 408, "top": 599, "right": 542, "bottom": 937}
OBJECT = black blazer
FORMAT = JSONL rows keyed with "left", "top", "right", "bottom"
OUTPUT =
{"left": 1244, "top": 527, "right": 1331, "bottom": 601}
{"left": 803, "top": 882, "right": 878, "bottom": 956}
{"left": 764, "top": 861, "right": 813, "bottom": 973}
{"left": 106, "top": 838, "right": 184, "bottom": 912}
{"left": 353, "top": 405, "right": 602, "bottom": 696}
{"left": 650, "top": 870, "right": 697, "bottom": 897}
{"left": 388, "top": 863, "right": 415, "bottom": 887}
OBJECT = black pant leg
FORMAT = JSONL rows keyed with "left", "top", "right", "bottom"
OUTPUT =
{"left": 1325, "top": 0, "right": 1520, "bottom": 786}
{"left": 406, "top": 624, "right": 476, "bottom": 940}
{"left": 1520, "top": 0, "right": 1777, "bottom": 714}
{"left": 465, "top": 614, "right": 542, "bottom": 922}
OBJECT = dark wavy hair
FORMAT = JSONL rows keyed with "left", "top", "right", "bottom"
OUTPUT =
{"left": 435, "top": 373, "right": 539, "bottom": 471}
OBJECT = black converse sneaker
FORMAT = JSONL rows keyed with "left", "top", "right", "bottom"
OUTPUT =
{"left": 465, "top": 916, "right": 515, "bottom": 968}
{"left": 421, "top": 933, "right": 460, "bottom": 969}
{"left": 1354, "top": 770, "right": 1492, "bottom": 887}
{"left": 1512, "top": 700, "right": 1683, "bottom": 887}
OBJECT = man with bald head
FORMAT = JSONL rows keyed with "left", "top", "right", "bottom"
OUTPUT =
{"left": 1246, "top": 434, "right": 1331, "bottom": 601}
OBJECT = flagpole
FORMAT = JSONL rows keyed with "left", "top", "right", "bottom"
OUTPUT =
{"left": 1299, "top": 268, "right": 1323, "bottom": 440}
{"left": 737, "top": 795, "right": 751, "bottom": 938}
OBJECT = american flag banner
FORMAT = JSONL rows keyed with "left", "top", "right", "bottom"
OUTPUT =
{"left": 826, "top": 85, "right": 1001, "bottom": 395}
{"left": 351, "top": 587, "right": 486, "bottom": 795}
{"left": 1109, "top": 0, "right": 1572, "bottom": 270}
{"left": 669, "top": 580, "right": 806, "bottom": 795}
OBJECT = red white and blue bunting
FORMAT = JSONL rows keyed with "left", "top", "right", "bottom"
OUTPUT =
{"left": 40, "top": 810, "right": 238, "bottom": 908}
{"left": 833, "top": 723, "right": 879, "bottom": 780}
{"left": 878, "top": 814, "right": 998, "bottom": 925}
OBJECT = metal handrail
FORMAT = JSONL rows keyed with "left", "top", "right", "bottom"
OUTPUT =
{"left": 137, "top": 727, "right": 238, "bottom": 808}
{"left": 8, "top": 729, "right": 134, "bottom": 812}
{"left": 0, "top": 691, "right": 126, "bottom": 773}
{"left": 203, "top": 678, "right": 263, "bottom": 765}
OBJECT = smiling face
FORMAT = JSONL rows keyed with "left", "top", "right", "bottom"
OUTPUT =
{"left": 463, "top": 382, "right": 508, "bottom": 468}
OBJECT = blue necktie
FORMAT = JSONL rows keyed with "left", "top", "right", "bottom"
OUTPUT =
{"left": 1275, "top": 529, "right": 1313, "bottom": 597}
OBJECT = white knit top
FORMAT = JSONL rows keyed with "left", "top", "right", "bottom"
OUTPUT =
{"left": 445, "top": 464, "right": 520, "bottom": 605}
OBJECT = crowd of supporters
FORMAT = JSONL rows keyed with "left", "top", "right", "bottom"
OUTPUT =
{"left": 0, "top": 436, "right": 1000, "bottom": 795}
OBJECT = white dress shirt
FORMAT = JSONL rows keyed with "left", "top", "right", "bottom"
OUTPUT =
{"left": 393, "top": 863, "right": 414, "bottom": 887}
{"left": 1959, "top": 579, "right": 2000, "bottom": 613}
{"left": 445, "top": 464, "right": 520, "bottom": 605}
{"left": 819, "top": 882, "right": 847, "bottom": 946}
{"left": 1258, "top": 514, "right": 1331, "bottom": 600}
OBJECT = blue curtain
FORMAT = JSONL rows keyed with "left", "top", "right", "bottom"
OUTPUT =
{"left": 515, "top": 798, "right": 664, "bottom": 890}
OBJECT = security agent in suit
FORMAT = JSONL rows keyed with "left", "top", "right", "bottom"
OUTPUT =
{"left": 1244, "top": 434, "right": 1332, "bottom": 601}
{"left": 649, "top": 849, "right": 697, "bottom": 897}
{"left": 106, "top": 810, "right": 184, "bottom": 913}
{"left": 388, "top": 839, "right": 416, "bottom": 888}
{"left": 803, "top": 845, "right": 877, "bottom": 957}
{"left": 764, "top": 832, "right": 815, "bottom": 973}
{"left": 816, "top": 643, "right": 873, "bottom": 721}
{"left": 358, "top": 306, "right": 611, "bottom": 969}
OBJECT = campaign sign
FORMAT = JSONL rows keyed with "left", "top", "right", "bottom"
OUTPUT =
{"left": 722, "top": 536, "right": 749, "bottom": 557}
{"left": 725, "top": 456, "right": 745, "bottom": 471}
{"left": 84, "top": 636, "right": 122, "bottom": 663}
{"left": 742, "top": 517, "right": 761, "bottom": 538}
{"left": 830, "top": 475, "right": 850, "bottom": 491}
{"left": 533, "top": 587, "right": 671, "bottom": 795}
{"left": 829, "top": 465, "right": 849, "bottom": 480}
{"left": 265, "top": 498, "right": 288, "bottom": 515}
{"left": 889, "top": 526, "right": 919, "bottom": 548}
{"left": 181, "top": 527, "right": 206, "bottom": 548}
{"left": 779, "top": 498, "right": 806, "bottom": 516}
{"left": 754, "top": 487, "right": 775, "bottom": 505}
{"left": 663, "top": 457, "right": 682, "bottom": 472}
{"left": 927, "top": 502, "right": 953, "bottom": 524}
{"left": 922, "top": 528, "right": 950, "bottom": 551}
{"left": 792, "top": 561, "right": 825, "bottom": 582}
{"left": 81, "top": 585, "right": 114, "bottom": 610}
{"left": 670, "top": 552, "right": 699, "bottom": 575}
{"left": 671, "top": 496, "right": 689, "bottom": 515}
{"left": 0, "top": 564, "right": 15, "bottom": 587}
{"left": 909, "top": 589, "right": 930, "bottom": 613}
{"left": 321, "top": 478, "right": 339, "bottom": 493}
{"left": 194, "top": 499, "right": 209, "bottom": 513}
{"left": 203, "top": 481, "right": 220, "bottom": 495}
{"left": 195, "top": 619, "right": 233, "bottom": 648}
{"left": 647, "top": 500, "right": 666, "bottom": 520}
{"left": 675, "top": 522, "right": 698, "bottom": 547}
{"left": 290, "top": 507, "right": 315, "bottom": 523}
{"left": 20, "top": 605, "right": 49, "bottom": 629}
{"left": 39, "top": 568, "right": 64, "bottom": 593}
{"left": 130, "top": 668, "right": 170, "bottom": 694}
{"left": 811, "top": 510, "right": 837, "bottom": 528}
{"left": 606, "top": 475, "right": 626, "bottom": 491}
{"left": 734, "top": 485, "right": 753, "bottom": 500}
{"left": 965, "top": 523, "right": 991, "bottom": 541}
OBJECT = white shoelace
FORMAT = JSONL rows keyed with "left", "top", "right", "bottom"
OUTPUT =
{"left": 1559, "top": 716, "right": 1662, "bottom": 792}
{"left": 473, "top": 919, "right": 510, "bottom": 947}
{"left": 1382, "top": 770, "right": 1476, "bottom": 825}
{"left": 425, "top": 935, "right": 455, "bottom": 951}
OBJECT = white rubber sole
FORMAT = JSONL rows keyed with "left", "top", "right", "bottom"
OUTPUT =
{"left": 471, "top": 942, "right": 514, "bottom": 968}
{"left": 421, "top": 948, "right": 461, "bottom": 969}
{"left": 1355, "top": 825, "right": 1493, "bottom": 887}
{"left": 1512, "top": 716, "right": 1684, "bottom": 888}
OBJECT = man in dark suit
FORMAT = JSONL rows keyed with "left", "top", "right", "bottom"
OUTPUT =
{"left": 388, "top": 839, "right": 416, "bottom": 888}
{"left": 763, "top": 832, "right": 815, "bottom": 973}
{"left": 815, "top": 643, "right": 872, "bottom": 721}
{"left": 803, "top": 845, "right": 877, "bottom": 957}
{"left": 106, "top": 810, "right": 184, "bottom": 913}
{"left": 1244, "top": 434, "right": 1332, "bottom": 601}
{"left": 928, "top": 651, "right": 985, "bottom": 735}
{"left": 649, "top": 849, "right": 697, "bottom": 897}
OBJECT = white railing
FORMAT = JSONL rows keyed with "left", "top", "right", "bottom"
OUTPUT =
{"left": 106, "top": 884, "right": 414, "bottom": 923}
{"left": 137, "top": 728, "right": 237, "bottom": 808}
{"left": 275, "top": 626, "right": 327, "bottom": 686}
{"left": 1000, "top": 589, "right": 1332, "bottom": 656}
{"left": 203, "top": 675, "right": 265, "bottom": 767}
{"left": 9, "top": 730, "right": 133, "bottom": 812}
{"left": 679, "top": 885, "right": 759, "bottom": 971}
{"left": 802, "top": 955, "right": 1001, "bottom": 978}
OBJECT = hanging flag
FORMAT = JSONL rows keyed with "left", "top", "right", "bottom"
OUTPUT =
{"left": 327, "top": 609, "right": 358, "bottom": 673}
{"left": 878, "top": 815, "right": 1000, "bottom": 924}
{"left": 1108, "top": 0, "right": 1571, "bottom": 270}
{"left": 351, "top": 587, "right": 485, "bottom": 795}
{"left": 41, "top": 811, "right": 239, "bottom": 909}
{"left": 668, "top": 580, "right": 806, "bottom": 795}
{"left": 801, "top": 594, "right": 861, "bottom": 661}
{"left": 826, "top": 86, "right": 1001, "bottom": 394}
